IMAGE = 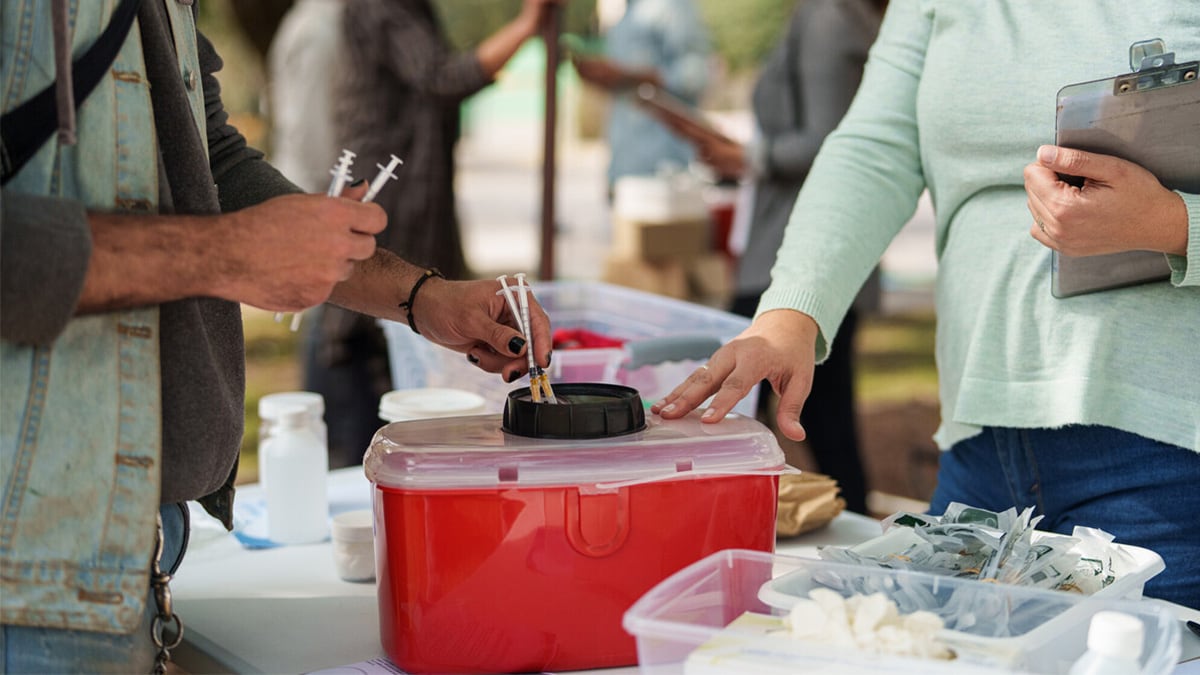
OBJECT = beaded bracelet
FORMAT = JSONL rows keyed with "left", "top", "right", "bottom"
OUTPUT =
{"left": 399, "top": 268, "right": 443, "bottom": 335}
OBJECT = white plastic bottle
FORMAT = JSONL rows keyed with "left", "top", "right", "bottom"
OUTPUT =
{"left": 1068, "top": 610, "right": 1144, "bottom": 675}
{"left": 257, "top": 391, "right": 327, "bottom": 489}
{"left": 262, "top": 404, "right": 330, "bottom": 544}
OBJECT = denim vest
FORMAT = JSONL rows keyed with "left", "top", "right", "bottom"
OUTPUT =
{"left": 1, "top": 1, "right": 208, "bottom": 634}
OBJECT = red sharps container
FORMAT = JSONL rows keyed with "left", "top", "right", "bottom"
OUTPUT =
{"left": 364, "top": 384, "right": 785, "bottom": 673}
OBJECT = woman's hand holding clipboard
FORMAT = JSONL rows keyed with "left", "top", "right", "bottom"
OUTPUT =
{"left": 1025, "top": 144, "right": 1190, "bottom": 258}
{"left": 1030, "top": 39, "right": 1199, "bottom": 298}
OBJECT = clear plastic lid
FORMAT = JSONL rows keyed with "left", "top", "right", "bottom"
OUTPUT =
{"left": 365, "top": 410, "right": 786, "bottom": 490}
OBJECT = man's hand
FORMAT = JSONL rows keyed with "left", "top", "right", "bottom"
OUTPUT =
{"left": 572, "top": 56, "right": 660, "bottom": 92}
{"left": 515, "top": 0, "right": 563, "bottom": 37}
{"left": 1024, "top": 145, "right": 1189, "bottom": 257}
{"left": 695, "top": 135, "right": 747, "bottom": 180}
{"left": 412, "top": 277, "right": 553, "bottom": 381}
{"left": 213, "top": 192, "right": 385, "bottom": 311}
{"left": 572, "top": 56, "right": 628, "bottom": 89}
{"left": 80, "top": 190, "right": 385, "bottom": 314}
{"left": 651, "top": 309, "right": 820, "bottom": 441}
{"left": 326, "top": 249, "right": 552, "bottom": 383}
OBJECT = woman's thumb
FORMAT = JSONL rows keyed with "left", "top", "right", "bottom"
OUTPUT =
{"left": 1037, "top": 144, "right": 1120, "bottom": 182}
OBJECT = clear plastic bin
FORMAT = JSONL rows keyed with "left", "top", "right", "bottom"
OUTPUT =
{"left": 622, "top": 549, "right": 1181, "bottom": 675}
{"left": 382, "top": 281, "right": 757, "bottom": 416}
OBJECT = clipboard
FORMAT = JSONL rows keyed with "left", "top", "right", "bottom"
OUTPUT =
{"left": 1052, "top": 39, "right": 1200, "bottom": 298}
{"left": 633, "top": 83, "right": 733, "bottom": 145}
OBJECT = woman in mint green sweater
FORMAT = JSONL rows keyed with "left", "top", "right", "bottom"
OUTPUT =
{"left": 655, "top": 1, "right": 1200, "bottom": 608}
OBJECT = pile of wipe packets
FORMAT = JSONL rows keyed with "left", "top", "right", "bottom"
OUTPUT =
{"left": 820, "top": 503, "right": 1130, "bottom": 592}
{"left": 809, "top": 503, "right": 1142, "bottom": 633}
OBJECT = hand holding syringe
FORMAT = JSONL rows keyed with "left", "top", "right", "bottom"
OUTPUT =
{"left": 497, "top": 274, "right": 557, "bottom": 403}
{"left": 276, "top": 150, "right": 403, "bottom": 331}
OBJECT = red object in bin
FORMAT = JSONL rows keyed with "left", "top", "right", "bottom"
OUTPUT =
{"left": 365, "top": 412, "right": 785, "bottom": 674}
{"left": 552, "top": 327, "right": 627, "bottom": 350}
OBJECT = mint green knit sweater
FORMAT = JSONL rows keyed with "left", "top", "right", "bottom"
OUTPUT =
{"left": 759, "top": 1, "right": 1200, "bottom": 450}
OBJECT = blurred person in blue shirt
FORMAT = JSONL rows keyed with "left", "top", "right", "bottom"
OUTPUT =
{"left": 572, "top": 0, "right": 711, "bottom": 189}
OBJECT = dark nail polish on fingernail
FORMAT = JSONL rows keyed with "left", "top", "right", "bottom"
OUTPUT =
{"left": 467, "top": 354, "right": 479, "bottom": 364}
{"left": 506, "top": 370, "right": 522, "bottom": 383}
{"left": 350, "top": 178, "right": 366, "bottom": 187}
{"left": 546, "top": 350, "right": 552, "bottom": 366}
{"left": 508, "top": 336, "right": 525, "bottom": 355}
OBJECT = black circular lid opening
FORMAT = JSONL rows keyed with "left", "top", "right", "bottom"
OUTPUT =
{"left": 502, "top": 383, "right": 646, "bottom": 439}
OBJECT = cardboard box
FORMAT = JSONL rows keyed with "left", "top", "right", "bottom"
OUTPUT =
{"left": 612, "top": 217, "right": 711, "bottom": 261}
{"left": 602, "top": 254, "right": 689, "bottom": 299}
{"left": 685, "top": 253, "right": 734, "bottom": 307}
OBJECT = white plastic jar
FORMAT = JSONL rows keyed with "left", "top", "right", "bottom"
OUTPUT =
{"left": 377, "top": 388, "right": 488, "bottom": 423}
{"left": 331, "top": 509, "right": 376, "bottom": 582}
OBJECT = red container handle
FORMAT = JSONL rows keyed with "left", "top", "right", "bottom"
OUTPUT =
{"left": 565, "top": 489, "right": 630, "bottom": 557}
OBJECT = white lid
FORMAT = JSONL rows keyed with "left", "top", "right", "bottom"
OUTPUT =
{"left": 378, "top": 388, "right": 488, "bottom": 422}
{"left": 259, "top": 391, "right": 324, "bottom": 419}
{"left": 365, "top": 410, "right": 784, "bottom": 489}
{"left": 1087, "top": 611, "right": 1144, "bottom": 659}
{"left": 276, "top": 404, "right": 309, "bottom": 429}
{"left": 330, "top": 509, "right": 374, "bottom": 543}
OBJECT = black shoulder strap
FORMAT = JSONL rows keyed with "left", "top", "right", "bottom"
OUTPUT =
{"left": 1, "top": 0, "right": 143, "bottom": 186}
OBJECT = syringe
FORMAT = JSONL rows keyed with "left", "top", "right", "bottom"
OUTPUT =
{"left": 362, "top": 155, "right": 403, "bottom": 203}
{"left": 516, "top": 274, "right": 556, "bottom": 404}
{"left": 280, "top": 149, "right": 401, "bottom": 332}
{"left": 327, "top": 149, "right": 357, "bottom": 197}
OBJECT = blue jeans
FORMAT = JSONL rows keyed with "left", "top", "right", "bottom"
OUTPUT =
{"left": 0, "top": 504, "right": 189, "bottom": 673}
{"left": 929, "top": 426, "right": 1200, "bottom": 609}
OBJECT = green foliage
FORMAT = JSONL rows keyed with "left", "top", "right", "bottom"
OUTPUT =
{"left": 697, "top": 0, "right": 797, "bottom": 72}
{"left": 429, "top": 0, "right": 799, "bottom": 73}
{"left": 856, "top": 312, "right": 938, "bottom": 403}
{"left": 432, "top": 0, "right": 598, "bottom": 50}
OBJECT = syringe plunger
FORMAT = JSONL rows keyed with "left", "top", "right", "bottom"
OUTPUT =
{"left": 327, "top": 149, "right": 357, "bottom": 197}
{"left": 362, "top": 154, "right": 403, "bottom": 203}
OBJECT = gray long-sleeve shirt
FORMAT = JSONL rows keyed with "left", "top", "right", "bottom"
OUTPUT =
{"left": 736, "top": 0, "right": 881, "bottom": 299}
{"left": 334, "top": 0, "right": 492, "bottom": 282}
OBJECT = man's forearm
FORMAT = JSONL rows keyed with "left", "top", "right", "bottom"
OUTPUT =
{"left": 84, "top": 192, "right": 387, "bottom": 315}
{"left": 78, "top": 211, "right": 230, "bottom": 313}
{"left": 326, "top": 249, "right": 426, "bottom": 323}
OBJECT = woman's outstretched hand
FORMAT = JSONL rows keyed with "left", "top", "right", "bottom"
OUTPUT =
{"left": 651, "top": 309, "right": 821, "bottom": 441}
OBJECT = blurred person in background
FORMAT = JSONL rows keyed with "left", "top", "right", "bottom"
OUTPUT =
{"left": 571, "top": 0, "right": 711, "bottom": 192}
{"left": 305, "top": 0, "right": 563, "bottom": 468}
{"left": 268, "top": 0, "right": 345, "bottom": 194}
{"left": 654, "top": 1, "right": 1200, "bottom": 607}
{"left": 665, "top": 0, "right": 887, "bottom": 514}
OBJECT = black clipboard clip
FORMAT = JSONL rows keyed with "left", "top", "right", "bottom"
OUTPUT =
{"left": 1114, "top": 39, "right": 1198, "bottom": 96}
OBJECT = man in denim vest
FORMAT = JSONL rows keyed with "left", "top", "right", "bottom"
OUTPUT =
{"left": 0, "top": 2, "right": 550, "bottom": 671}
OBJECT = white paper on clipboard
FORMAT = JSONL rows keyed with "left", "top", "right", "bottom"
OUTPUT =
{"left": 1052, "top": 41, "right": 1200, "bottom": 298}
